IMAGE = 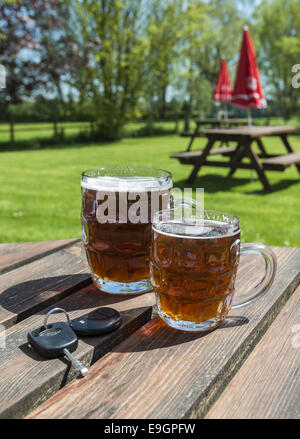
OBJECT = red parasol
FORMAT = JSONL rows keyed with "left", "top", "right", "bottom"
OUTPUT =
{"left": 231, "top": 26, "right": 267, "bottom": 124}
{"left": 213, "top": 56, "right": 232, "bottom": 103}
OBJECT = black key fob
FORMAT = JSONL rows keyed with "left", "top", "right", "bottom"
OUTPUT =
{"left": 70, "top": 307, "right": 122, "bottom": 336}
{"left": 28, "top": 322, "right": 78, "bottom": 359}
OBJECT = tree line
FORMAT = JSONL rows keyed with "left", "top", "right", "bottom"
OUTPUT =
{"left": 0, "top": 0, "right": 299, "bottom": 141}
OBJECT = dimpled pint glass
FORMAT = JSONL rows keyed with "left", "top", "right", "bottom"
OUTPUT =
{"left": 81, "top": 167, "right": 173, "bottom": 294}
{"left": 150, "top": 207, "right": 277, "bottom": 332}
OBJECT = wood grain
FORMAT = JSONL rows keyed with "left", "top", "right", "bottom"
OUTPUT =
{"left": 171, "top": 147, "right": 235, "bottom": 165}
{"left": 172, "top": 147, "right": 235, "bottom": 158}
{"left": 0, "top": 242, "right": 91, "bottom": 328}
{"left": 28, "top": 246, "right": 300, "bottom": 419}
{"left": 263, "top": 151, "right": 300, "bottom": 168}
{"left": 204, "top": 126, "right": 296, "bottom": 138}
{"left": 0, "top": 285, "right": 155, "bottom": 419}
{"left": 0, "top": 239, "right": 79, "bottom": 275}
{"left": 206, "top": 285, "right": 300, "bottom": 419}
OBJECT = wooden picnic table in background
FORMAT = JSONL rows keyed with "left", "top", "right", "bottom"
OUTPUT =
{"left": 172, "top": 125, "right": 300, "bottom": 192}
{"left": 181, "top": 118, "right": 251, "bottom": 152}
{"left": 0, "top": 239, "right": 299, "bottom": 419}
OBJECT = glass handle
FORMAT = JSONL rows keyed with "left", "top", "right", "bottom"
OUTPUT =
{"left": 172, "top": 194, "right": 202, "bottom": 210}
{"left": 231, "top": 243, "right": 277, "bottom": 309}
{"left": 174, "top": 198, "right": 199, "bottom": 208}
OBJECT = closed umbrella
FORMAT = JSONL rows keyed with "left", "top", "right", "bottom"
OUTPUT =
{"left": 213, "top": 56, "right": 232, "bottom": 119}
{"left": 231, "top": 26, "right": 267, "bottom": 126}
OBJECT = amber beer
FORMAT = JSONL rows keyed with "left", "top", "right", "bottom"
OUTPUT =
{"left": 150, "top": 209, "right": 241, "bottom": 330}
{"left": 81, "top": 167, "right": 172, "bottom": 295}
{"left": 151, "top": 224, "right": 240, "bottom": 325}
{"left": 150, "top": 208, "right": 277, "bottom": 332}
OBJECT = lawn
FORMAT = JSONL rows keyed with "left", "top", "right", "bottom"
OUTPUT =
{"left": 0, "top": 130, "right": 299, "bottom": 246}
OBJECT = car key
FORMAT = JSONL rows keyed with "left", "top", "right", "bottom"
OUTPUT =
{"left": 70, "top": 307, "right": 122, "bottom": 336}
{"left": 27, "top": 307, "right": 88, "bottom": 376}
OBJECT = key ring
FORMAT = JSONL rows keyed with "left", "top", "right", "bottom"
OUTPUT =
{"left": 44, "top": 307, "right": 70, "bottom": 329}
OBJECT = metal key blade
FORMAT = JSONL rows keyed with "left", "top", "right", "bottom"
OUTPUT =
{"left": 63, "top": 348, "right": 88, "bottom": 376}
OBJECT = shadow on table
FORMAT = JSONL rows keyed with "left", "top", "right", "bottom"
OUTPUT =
{"left": 0, "top": 274, "right": 92, "bottom": 321}
{"left": 19, "top": 341, "right": 74, "bottom": 387}
{"left": 2, "top": 276, "right": 248, "bottom": 356}
{"left": 0, "top": 275, "right": 155, "bottom": 322}
{"left": 110, "top": 314, "right": 249, "bottom": 353}
{"left": 174, "top": 174, "right": 300, "bottom": 194}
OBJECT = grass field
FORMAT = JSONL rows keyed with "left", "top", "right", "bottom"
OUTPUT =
{"left": 0, "top": 123, "right": 299, "bottom": 246}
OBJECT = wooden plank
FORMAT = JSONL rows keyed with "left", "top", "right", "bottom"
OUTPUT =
{"left": 28, "top": 246, "right": 300, "bottom": 419}
{"left": 263, "top": 163, "right": 285, "bottom": 171}
{"left": 0, "top": 241, "right": 91, "bottom": 328}
{"left": 0, "top": 285, "right": 155, "bottom": 419}
{"left": 228, "top": 144, "right": 243, "bottom": 177}
{"left": 183, "top": 160, "right": 287, "bottom": 171}
{"left": 195, "top": 119, "right": 249, "bottom": 126}
{"left": 171, "top": 146, "right": 236, "bottom": 159}
{"left": 171, "top": 148, "right": 235, "bottom": 165}
{"left": 280, "top": 134, "right": 300, "bottom": 174}
{"left": 221, "top": 119, "right": 250, "bottom": 125}
{"left": 180, "top": 132, "right": 205, "bottom": 138}
{"left": 263, "top": 151, "right": 300, "bottom": 168}
{"left": 0, "top": 239, "right": 79, "bottom": 275}
{"left": 244, "top": 140, "right": 273, "bottom": 192}
{"left": 204, "top": 126, "right": 296, "bottom": 138}
{"left": 186, "top": 137, "right": 215, "bottom": 184}
{"left": 206, "top": 285, "right": 300, "bottom": 419}
{"left": 181, "top": 160, "right": 284, "bottom": 172}
{"left": 255, "top": 138, "right": 268, "bottom": 157}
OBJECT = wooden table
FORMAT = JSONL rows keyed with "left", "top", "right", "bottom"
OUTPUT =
{"left": 173, "top": 125, "right": 300, "bottom": 192}
{"left": 0, "top": 239, "right": 299, "bottom": 419}
{"left": 181, "top": 118, "right": 251, "bottom": 152}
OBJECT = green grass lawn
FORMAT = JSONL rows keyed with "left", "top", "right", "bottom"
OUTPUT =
{"left": 0, "top": 130, "right": 299, "bottom": 246}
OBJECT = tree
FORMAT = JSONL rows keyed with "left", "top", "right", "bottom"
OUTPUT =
{"left": 68, "top": 0, "right": 149, "bottom": 139}
{"left": 34, "top": 1, "right": 76, "bottom": 137}
{"left": 0, "top": 0, "right": 67, "bottom": 143}
{"left": 143, "top": 0, "right": 185, "bottom": 125}
{"left": 255, "top": 0, "right": 300, "bottom": 120}
{"left": 0, "top": 1, "right": 39, "bottom": 142}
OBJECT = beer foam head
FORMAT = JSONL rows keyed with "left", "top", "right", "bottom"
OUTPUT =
{"left": 153, "top": 209, "right": 240, "bottom": 239}
{"left": 81, "top": 167, "right": 173, "bottom": 192}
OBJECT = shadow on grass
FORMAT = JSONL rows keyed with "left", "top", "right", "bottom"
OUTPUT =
{"left": 173, "top": 173, "right": 300, "bottom": 194}
{"left": 174, "top": 174, "right": 250, "bottom": 193}
{"left": 246, "top": 178, "right": 300, "bottom": 194}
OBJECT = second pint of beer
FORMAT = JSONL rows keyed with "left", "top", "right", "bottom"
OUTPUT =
{"left": 81, "top": 167, "right": 173, "bottom": 294}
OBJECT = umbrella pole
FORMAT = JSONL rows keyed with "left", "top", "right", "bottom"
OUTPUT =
{"left": 247, "top": 108, "right": 255, "bottom": 181}
{"left": 247, "top": 108, "right": 252, "bottom": 127}
{"left": 225, "top": 102, "right": 229, "bottom": 120}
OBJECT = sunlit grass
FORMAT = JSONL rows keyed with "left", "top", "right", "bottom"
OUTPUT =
{"left": 0, "top": 129, "right": 299, "bottom": 246}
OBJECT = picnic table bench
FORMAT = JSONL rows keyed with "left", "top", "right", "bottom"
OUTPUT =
{"left": 0, "top": 238, "right": 299, "bottom": 419}
{"left": 172, "top": 125, "right": 300, "bottom": 192}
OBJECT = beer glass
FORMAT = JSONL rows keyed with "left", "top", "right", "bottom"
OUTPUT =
{"left": 81, "top": 167, "right": 172, "bottom": 294}
{"left": 150, "top": 207, "right": 277, "bottom": 332}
